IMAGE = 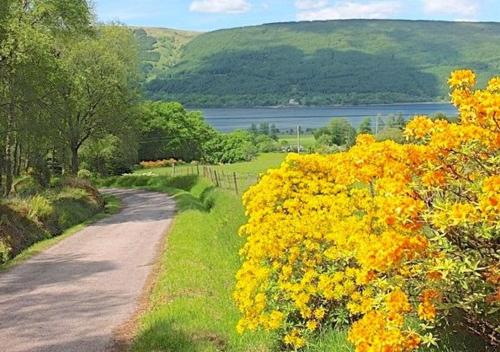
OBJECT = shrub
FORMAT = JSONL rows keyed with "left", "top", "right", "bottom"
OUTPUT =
{"left": 140, "top": 159, "right": 178, "bottom": 169}
{"left": 77, "top": 169, "right": 92, "bottom": 180}
{"left": 375, "top": 127, "right": 405, "bottom": 143}
{"left": 255, "top": 134, "right": 280, "bottom": 153}
{"left": 80, "top": 134, "right": 138, "bottom": 176}
{"left": 203, "top": 130, "right": 257, "bottom": 164}
{"left": 234, "top": 71, "right": 499, "bottom": 351}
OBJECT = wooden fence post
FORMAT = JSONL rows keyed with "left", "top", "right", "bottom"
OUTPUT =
{"left": 214, "top": 170, "right": 220, "bottom": 187}
{"left": 233, "top": 172, "right": 239, "bottom": 194}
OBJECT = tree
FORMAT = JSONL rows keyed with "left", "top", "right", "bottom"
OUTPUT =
{"left": 259, "top": 122, "right": 270, "bottom": 136}
{"left": 80, "top": 118, "right": 139, "bottom": 177}
{"left": 203, "top": 130, "right": 257, "bottom": 164}
{"left": 385, "top": 113, "right": 407, "bottom": 130}
{"left": 314, "top": 118, "right": 357, "bottom": 147}
{"left": 0, "top": 0, "right": 92, "bottom": 195}
{"left": 270, "top": 124, "right": 279, "bottom": 140}
{"left": 138, "top": 102, "right": 216, "bottom": 162}
{"left": 54, "top": 25, "right": 140, "bottom": 174}
{"left": 249, "top": 123, "right": 258, "bottom": 135}
{"left": 358, "top": 117, "right": 373, "bottom": 134}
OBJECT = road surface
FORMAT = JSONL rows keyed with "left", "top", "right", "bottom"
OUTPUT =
{"left": 0, "top": 189, "right": 175, "bottom": 352}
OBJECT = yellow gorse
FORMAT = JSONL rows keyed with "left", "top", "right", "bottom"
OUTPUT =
{"left": 234, "top": 70, "right": 499, "bottom": 351}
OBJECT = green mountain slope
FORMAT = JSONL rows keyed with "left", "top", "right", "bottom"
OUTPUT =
{"left": 133, "top": 27, "right": 200, "bottom": 79}
{"left": 142, "top": 20, "right": 500, "bottom": 107}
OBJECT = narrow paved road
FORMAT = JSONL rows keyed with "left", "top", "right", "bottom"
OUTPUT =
{"left": 0, "top": 189, "right": 175, "bottom": 352}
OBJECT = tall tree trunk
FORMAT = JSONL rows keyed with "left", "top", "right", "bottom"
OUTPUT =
{"left": 13, "top": 138, "right": 21, "bottom": 176}
{"left": 3, "top": 102, "right": 15, "bottom": 196}
{"left": 70, "top": 144, "right": 79, "bottom": 175}
{"left": 0, "top": 153, "right": 3, "bottom": 192}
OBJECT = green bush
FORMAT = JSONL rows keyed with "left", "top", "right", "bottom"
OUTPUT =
{"left": 255, "top": 134, "right": 279, "bottom": 152}
{"left": 203, "top": 130, "right": 257, "bottom": 164}
{"left": 375, "top": 127, "right": 405, "bottom": 143}
{"left": 80, "top": 134, "right": 138, "bottom": 176}
{"left": 77, "top": 169, "right": 92, "bottom": 180}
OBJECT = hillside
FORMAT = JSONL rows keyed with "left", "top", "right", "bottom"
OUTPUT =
{"left": 140, "top": 20, "right": 500, "bottom": 107}
{"left": 133, "top": 27, "right": 201, "bottom": 79}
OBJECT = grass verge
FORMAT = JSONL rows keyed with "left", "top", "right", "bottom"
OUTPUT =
{"left": 100, "top": 175, "right": 273, "bottom": 351}
{"left": 0, "top": 194, "right": 121, "bottom": 272}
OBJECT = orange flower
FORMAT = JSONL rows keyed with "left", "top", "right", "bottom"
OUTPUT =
{"left": 418, "top": 302, "right": 436, "bottom": 321}
{"left": 386, "top": 289, "right": 411, "bottom": 314}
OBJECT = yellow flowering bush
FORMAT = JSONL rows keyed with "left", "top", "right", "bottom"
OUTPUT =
{"left": 234, "top": 70, "right": 499, "bottom": 351}
{"left": 139, "top": 159, "right": 181, "bottom": 168}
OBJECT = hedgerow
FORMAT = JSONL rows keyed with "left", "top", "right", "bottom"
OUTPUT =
{"left": 234, "top": 70, "right": 499, "bottom": 351}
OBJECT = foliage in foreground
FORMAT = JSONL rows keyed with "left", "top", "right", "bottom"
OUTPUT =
{"left": 0, "top": 178, "right": 104, "bottom": 263}
{"left": 234, "top": 70, "right": 499, "bottom": 351}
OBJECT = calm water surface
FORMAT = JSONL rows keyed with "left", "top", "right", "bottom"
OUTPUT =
{"left": 195, "top": 103, "right": 457, "bottom": 132}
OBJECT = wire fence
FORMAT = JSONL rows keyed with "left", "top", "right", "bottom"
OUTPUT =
{"left": 163, "top": 164, "right": 259, "bottom": 194}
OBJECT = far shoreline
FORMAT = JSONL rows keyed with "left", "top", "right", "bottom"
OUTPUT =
{"left": 186, "top": 101, "right": 453, "bottom": 110}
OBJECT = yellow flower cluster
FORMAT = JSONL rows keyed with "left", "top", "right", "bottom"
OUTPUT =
{"left": 234, "top": 70, "right": 499, "bottom": 351}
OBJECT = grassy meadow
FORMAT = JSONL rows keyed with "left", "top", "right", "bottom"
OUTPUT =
{"left": 134, "top": 153, "right": 286, "bottom": 178}
{"left": 278, "top": 134, "right": 317, "bottom": 149}
{"left": 134, "top": 153, "right": 287, "bottom": 193}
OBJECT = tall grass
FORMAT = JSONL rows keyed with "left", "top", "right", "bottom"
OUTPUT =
{"left": 0, "top": 194, "right": 121, "bottom": 271}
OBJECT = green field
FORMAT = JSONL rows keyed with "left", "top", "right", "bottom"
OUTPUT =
{"left": 136, "top": 153, "right": 286, "bottom": 178}
{"left": 279, "top": 134, "right": 317, "bottom": 149}
{"left": 134, "top": 153, "right": 287, "bottom": 193}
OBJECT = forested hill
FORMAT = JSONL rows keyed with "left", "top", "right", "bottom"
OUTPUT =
{"left": 138, "top": 20, "right": 500, "bottom": 107}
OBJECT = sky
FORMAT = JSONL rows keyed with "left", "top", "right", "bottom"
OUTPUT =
{"left": 94, "top": 0, "right": 500, "bottom": 31}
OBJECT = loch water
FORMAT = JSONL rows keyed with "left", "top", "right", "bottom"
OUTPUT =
{"left": 195, "top": 103, "right": 458, "bottom": 132}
